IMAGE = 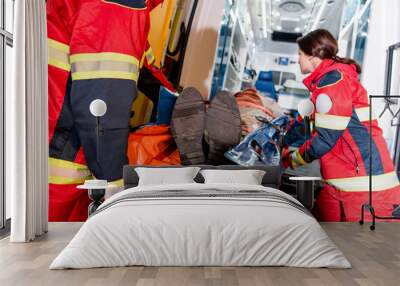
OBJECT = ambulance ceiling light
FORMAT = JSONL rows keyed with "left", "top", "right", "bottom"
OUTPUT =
{"left": 279, "top": 1, "right": 306, "bottom": 13}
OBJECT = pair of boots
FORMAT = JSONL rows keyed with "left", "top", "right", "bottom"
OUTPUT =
{"left": 171, "top": 87, "right": 242, "bottom": 165}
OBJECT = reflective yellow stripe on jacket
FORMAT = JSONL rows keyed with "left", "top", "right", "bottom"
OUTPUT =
{"left": 48, "top": 39, "right": 71, "bottom": 71}
{"left": 315, "top": 113, "right": 351, "bottom": 130}
{"left": 49, "top": 158, "right": 92, "bottom": 185}
{"left": 70, "top": 52, "right": 140, "bottom": 81}
{"left": 144, "top": 46, "right": 155, "bottom": 65}
{"left": 355, "top": 107, "right": 378, "bottom": 122}
{"left": 326, "top": 171, "right": 399, "bottom": 192}
{"left": 140, "top": 46, "right": 156, "bottom": 67}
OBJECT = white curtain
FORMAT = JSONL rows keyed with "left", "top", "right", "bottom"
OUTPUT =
{"left": 361, "top": 0, "right": 400, "bottom": 153}
{"left": 8, "top": 0, "right": 48, "bottom": 242}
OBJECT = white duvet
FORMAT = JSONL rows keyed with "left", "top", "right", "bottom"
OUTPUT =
{"left": 50, "top": 183, "right": 351, "bottom": 269}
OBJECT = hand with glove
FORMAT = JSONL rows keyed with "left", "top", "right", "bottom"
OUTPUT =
{"left": 282, "top": 118, "right": 306, "bottom": 148}
{"left": 281, "top": 147, "right": 306, "bottom": 169}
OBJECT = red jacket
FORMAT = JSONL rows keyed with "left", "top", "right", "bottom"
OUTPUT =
{"left": 48, "top": 0, "right": 164, "bottom": 143}
{"left": 47, "top": 0, "right": 165, "bottom": 221}
{"left": 299, "top": 59, "right": 400, "bottom": 195}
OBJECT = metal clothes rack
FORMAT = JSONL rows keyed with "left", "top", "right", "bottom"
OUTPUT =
{"left": 359, "top": 95, "right": 400, "bottom": 230}
{"left": 359, "top": 42, "right": 400, "bottom": 230}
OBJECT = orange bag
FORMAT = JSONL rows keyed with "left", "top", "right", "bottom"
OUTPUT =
{"left": 127, "top": 125, "right": 181, "bottom": 166}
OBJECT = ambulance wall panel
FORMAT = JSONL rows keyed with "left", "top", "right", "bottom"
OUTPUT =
{"left": 179, "top": 0, "right": 225, "bottom": 99}
{"left": 148, "top": 0, "right": 178, "bottom": 68}
{"left": 252, "top": 51, "right": 305, "bottom": 83}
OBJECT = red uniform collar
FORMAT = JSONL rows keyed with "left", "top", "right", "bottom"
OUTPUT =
{"left": 303, "top": 59, "right": 336, "bottom": 91}
{"left": 303, "top": 59, "right": 358, "bottom": 91}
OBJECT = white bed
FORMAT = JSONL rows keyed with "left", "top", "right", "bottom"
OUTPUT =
{"left": 50, "top": 182, "right": 351, "bottom": 269}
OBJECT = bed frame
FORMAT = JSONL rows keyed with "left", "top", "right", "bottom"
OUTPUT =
{"left": 123, "top": 165, "right": 283, "bottom": 190}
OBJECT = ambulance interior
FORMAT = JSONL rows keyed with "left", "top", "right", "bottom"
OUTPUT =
{"left": 210, "top": 0, "right": 397, "bottom": 147}
{"left": 180, "top": 0, "right": 400, "bottom": 190}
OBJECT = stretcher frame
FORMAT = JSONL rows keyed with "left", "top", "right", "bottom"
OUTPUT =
{"left": 359, "top": 42, "right": 400, "bottom": 230}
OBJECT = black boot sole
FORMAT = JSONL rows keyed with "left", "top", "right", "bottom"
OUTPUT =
{"left": 205, "top": 91, "right": 242, "bottom": 165}
{"left": 171, "top": 87, "right": 206, "bottom": 165}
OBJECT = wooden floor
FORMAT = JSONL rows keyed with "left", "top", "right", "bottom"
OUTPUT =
{"left": 0, "top": 223, "right": 399, "bottom": 286}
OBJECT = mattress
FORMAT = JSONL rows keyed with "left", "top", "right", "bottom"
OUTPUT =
{"left": 50, "top": 183, "right": 351, "bottom": 269}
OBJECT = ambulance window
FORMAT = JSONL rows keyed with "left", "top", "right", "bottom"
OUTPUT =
{"left": 354, "top": 1, "right": 371, "bottom": 69}
{"left": 282, "top": 72, "right": 296, "bottom": 84}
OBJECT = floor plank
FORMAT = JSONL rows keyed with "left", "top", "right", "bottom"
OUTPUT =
{"left": 0, "top": 222, "right": 399, "bottom": 286}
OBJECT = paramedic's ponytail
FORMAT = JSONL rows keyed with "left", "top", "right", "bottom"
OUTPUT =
{"left": 297, "top": 29, "right": 362, "bottom": 74}
{"left": 331, "top": 55, "right": 362, "bottom": 74}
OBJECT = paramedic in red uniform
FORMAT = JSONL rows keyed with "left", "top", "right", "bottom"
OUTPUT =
{"left": 283, "top": 29, "right": 400, "bottom": 222}
{"left": 47, "top": 0, "right": 165, "bottom": 221}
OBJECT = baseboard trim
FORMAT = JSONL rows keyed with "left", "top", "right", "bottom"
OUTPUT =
{"left": 0, "top": 218, "right": 11, "bottom": 239}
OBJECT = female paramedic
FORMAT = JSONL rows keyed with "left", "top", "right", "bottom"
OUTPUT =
{"left": 282, "top": 29, "right": 400, "bottom": 222}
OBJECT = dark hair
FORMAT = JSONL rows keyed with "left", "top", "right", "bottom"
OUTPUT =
{"left": 297, "top": 29, "right": 362, "bottom": 74}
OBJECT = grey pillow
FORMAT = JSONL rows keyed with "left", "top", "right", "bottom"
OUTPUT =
{"left": 200, "top": 169, "right": 266, "bottom": 185}
{"left": 135, "top": 167, "right": 201, "bottom": 186}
